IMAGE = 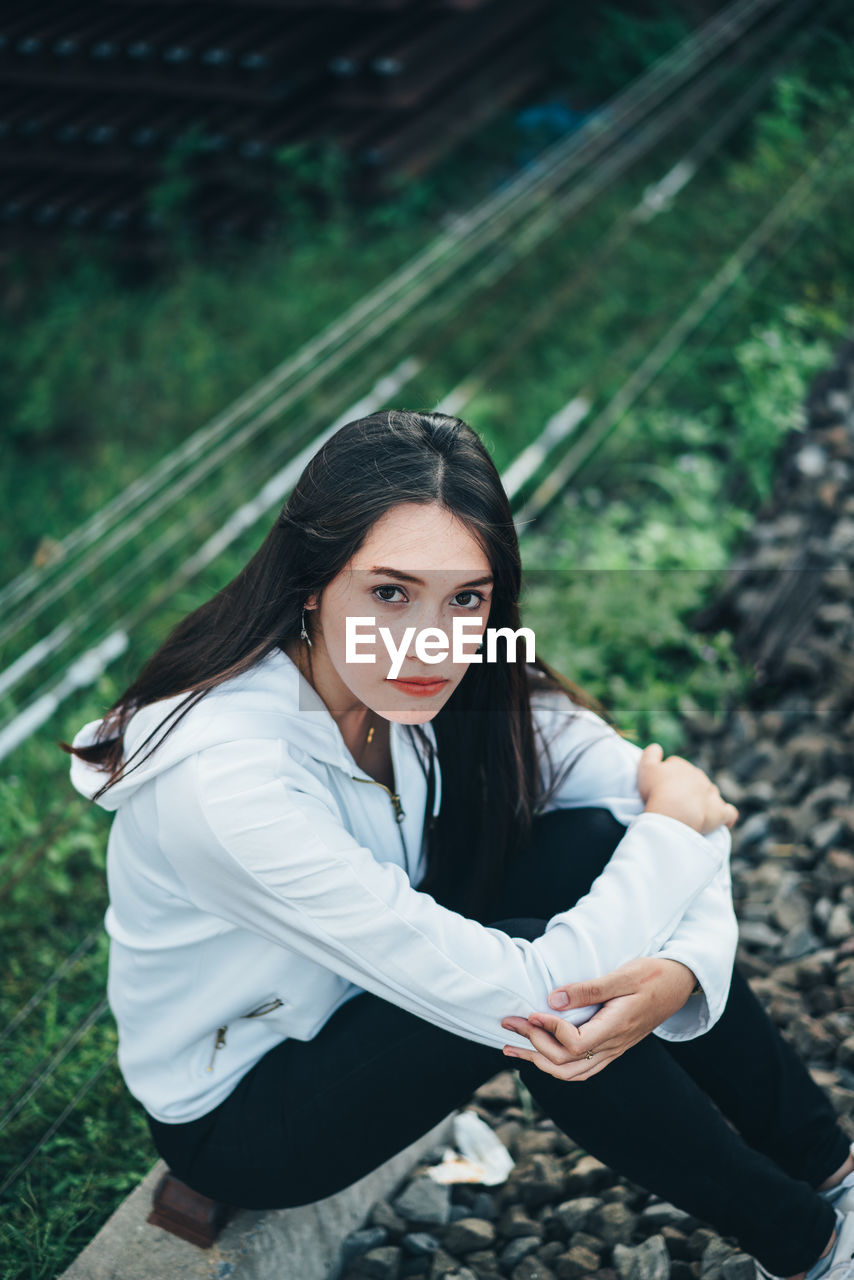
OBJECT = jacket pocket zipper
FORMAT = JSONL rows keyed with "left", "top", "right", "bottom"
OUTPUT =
{"left": 243, "top": 998, "right": 284, "bottom": 1018}
{"left": 207, "top": 1025, "right": 227, "bottom": 1072}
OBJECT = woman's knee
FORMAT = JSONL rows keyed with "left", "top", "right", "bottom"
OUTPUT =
{"left": 490, "top": 807, "right": 628, "bottom": 921}
{"left": 530, "top": 806, "right": 627, "bottom": 865}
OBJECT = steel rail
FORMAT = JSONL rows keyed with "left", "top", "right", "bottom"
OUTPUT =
{"left": 513, "top": 116, "right": 854, "bottom": 529}
{"left": 0, "top": 3, "right": 808, "bottom": 704}
{"left": 0, "top": 0, "right": 785, "bottom": 635}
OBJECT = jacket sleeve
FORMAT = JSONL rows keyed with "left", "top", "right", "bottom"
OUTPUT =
{"left": 153, "top": 735, "right": 727, "bottom": 1054}
{"left": 531, "top": 689, "right": 738, "bottom": 1040}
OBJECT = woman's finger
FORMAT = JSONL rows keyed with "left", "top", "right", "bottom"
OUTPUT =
{"left": 570, "top": 997, "right": 643, "bottom": 1055}
{"left": 508, "top": 1010, "right": 608, "bottom": 1060}
{"left": 501, "top": 1003, "right": 627, "bottom": 1064}
{"left": 501, "top": 1016, "right": 580, "bottom": 1065}
{"left": 547, "top": 973, "right": 620, "bottom": 1011}
{"left": 503, "top": 1042, "right": 600, "bottom": 1078}
{"left": 510, "top": 1041, "right": 624, "bottom": 1082}
{"left": 527, "top": 1010, "right": 626, "bottom": 1060}
{"left": 552, "top": 1030, "right": 648, "bottom": 1081}
{"left": 547, "top": 959, "right": 650, "bottom": 1012}
{"left": 561, "top": 1047, "right": 623, "bottom": 1081}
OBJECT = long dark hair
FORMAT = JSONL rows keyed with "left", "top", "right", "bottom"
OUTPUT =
{"left": 62, "top": 409, "right": 625, "bottom": 917}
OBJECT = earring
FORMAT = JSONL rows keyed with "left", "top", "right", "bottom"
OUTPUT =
{"left": 300, "top": 605, "right": 313, "bottom": 647}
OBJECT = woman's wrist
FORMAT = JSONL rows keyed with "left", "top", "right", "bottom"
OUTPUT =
{"left": 643, "top": 802, "right": 700, "bottom": 833}
{"left": 658, "top": 957, "right": 702, "bottom": 1000}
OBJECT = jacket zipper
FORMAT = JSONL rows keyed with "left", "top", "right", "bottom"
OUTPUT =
{"left": 350, "top": 775, "right": 408, "bottom": 868}
{"left": 206, "top": 998, "right": 283, "bottom": 1073}
{"left": 243, "top": 997, "right": 284, "bottom": 1018}
{"left": 207, "top": 1025, "right": 227, "bottom": 1072}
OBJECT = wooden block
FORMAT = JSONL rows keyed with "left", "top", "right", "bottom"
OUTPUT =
{"left": 146, "top": 1168, "right": 235, "bottom": 1249}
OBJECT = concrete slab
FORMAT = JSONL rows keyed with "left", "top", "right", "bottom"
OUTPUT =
{"left": 60, "top": 1111, "right": 456, "bottom": 1280}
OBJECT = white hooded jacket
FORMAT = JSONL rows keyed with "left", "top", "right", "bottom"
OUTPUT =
{"left": 69, "top": 646, "right": 738, "bottom": 1123}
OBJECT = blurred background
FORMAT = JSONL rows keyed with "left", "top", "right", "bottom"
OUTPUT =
{"left": 3, "top": 2, "right": 854, "bottom": 1275}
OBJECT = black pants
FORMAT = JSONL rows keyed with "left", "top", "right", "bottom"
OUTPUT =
{"left": 145, "top": 807, "right": 850, "bottom": 1275}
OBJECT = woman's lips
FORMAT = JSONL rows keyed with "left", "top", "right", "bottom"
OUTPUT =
{"left": 388, "top": 676, "right": 449, "bottom": 697}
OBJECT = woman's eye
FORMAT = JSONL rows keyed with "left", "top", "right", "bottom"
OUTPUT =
{"left": 452, "top": 591, "right": 486, "bottom": 609}
{"left": 371, "top": 586, "right": 487, "bottom": 609}
{"left": 372, "top": 585, "right": 407, "bottom": 604}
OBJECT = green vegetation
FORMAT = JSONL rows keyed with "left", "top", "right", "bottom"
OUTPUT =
{"left": 3, "top": 8, "right": 854, "bottom": 1277}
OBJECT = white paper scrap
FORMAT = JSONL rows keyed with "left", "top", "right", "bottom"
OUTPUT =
{"left": 424, "top": 1109, "right": 515, "bottom": 1185}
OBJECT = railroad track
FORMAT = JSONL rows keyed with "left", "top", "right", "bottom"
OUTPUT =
{"left": 1, "top": 0, "right": 851, "bottom": 1224}
{"left": 0, "top": 0, "right": 821, "bottom": 743}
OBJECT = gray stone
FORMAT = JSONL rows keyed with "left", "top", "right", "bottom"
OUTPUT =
{"left": 472, "top": 1071, "right": 519, "bottom": 1107}
{"left": 441, "top": 1218, "right": 495, "bottom": 1255}
{"left": 536, "top": 1241, "right": 566, "bottom": 1266}
{"left": 659, "top": 1227, "right": 690, "bottom": 1260}
{"left": 734, "top": 813, "right": 770, "bottom": 847}
{"left": 563, "top": 1155, "right": 609, "bottom": 1194}
{"left": 827, "top": 904, "right": 853, "bottom": 943}
{"left": 552, "top": 1196, "right": 600, "bottom": 1233}
{"left": 779, "top": 926, "right": 823, "bottom": 961}
{"left": 771, "top": 874, "right": 812, "bottom": 932}
{"left": 511, "top": 1258, "right": 557, "bottom": 1280}
{"left": 700, "top": 1238, "right": 734, "bottom": 1277}
{"left": 463, "top": 1250, "right": 500, "bottom": 1277}
{"left": 825, "top": 850, "right": 854, "bottom": 886}
{"left": 612, "top": 1234, "right": 670, "bottom": 1280}
{"left": 399, "top": 1264, "right": 429, "bottom": 1280}
{"left": 428, "top": 1246, "right": 460, "bottom": 1279}
{"left": 501, "top": 1236, "right": 542, "bottom": 1267}
{"left": 512, "top": 1154, "right": 567, "bottom": 1209}
{"left": 738, "top": 920, "right": 783, "bottom": 949}
{"left": 589, "top": 1201, "right": 636, "bottom": 1247}
{"left": 836, "top": 1034, "right": 854, "bottom": 1069}
{"left": 554, "top": 1247, "right": 603, "bottom": 1280}
{"left": 371, "top": 1200, "right": 410, "bottom": 1237}
{"left": 469, "top": 1192, "right": 497, "bottom": 1221}
{"left": 812, "top": 819, "right": 844, "bottom": 851}
{"left": 342, "top": 1228, "right": 390, "bottom": 1267}
{"left": 499, "top": 1203, "right": 544, "bottom": 1239}
{"left": 393, "top": 1178, "right": 453, "bottom": 1227}
{"left": 686, "top": 1229, "right": 719, "bottom": 1260}
{"left": 720, "top": 1256, "right": 756, "bottom": 1280}
{"left": 516, "top": 1129, "right": 561, "bottom": 1158}
{"left": 793, "top": 949, "right": 837, "bottom": 989}
{"left": 639, "top": 1201, "right": 692, "bottom": 1230}
{"left": 352, "top": 1247, "right": 402, "bottom": 1280}
{"left": 402, "top": 1234, "right": 441, "bottom": 1256}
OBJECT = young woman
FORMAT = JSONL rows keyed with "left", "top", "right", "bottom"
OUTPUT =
{"left": 66, "top": 410, "right": 854, "bottom": 1280}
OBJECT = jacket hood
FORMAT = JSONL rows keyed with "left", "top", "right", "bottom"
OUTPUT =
{"left": 69, "top": 647, "right": 438, "bottom": 813}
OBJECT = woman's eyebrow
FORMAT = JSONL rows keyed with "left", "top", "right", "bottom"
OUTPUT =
{"left": 367, "top": 566, "right": 494, "bottom": 590}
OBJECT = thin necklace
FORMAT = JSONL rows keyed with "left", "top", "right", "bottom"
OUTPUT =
{"left": 355, "top": 711, "right": 376, "bottom": 771}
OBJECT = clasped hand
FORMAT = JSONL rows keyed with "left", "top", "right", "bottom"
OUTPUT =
{"left": 499, "top": 956, "right": 698, "bottom": 1081}
{"left": 497, "top": 740, "right": 738, "bottom": 1080}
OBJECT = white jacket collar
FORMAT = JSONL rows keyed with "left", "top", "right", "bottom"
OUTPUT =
{"left": 70, "top": 646, "right": 439, "bottom": 815}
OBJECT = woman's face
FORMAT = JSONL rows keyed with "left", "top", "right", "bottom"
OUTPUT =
{"left": 306, "top": 501, "right": 494, "bottom": 724}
